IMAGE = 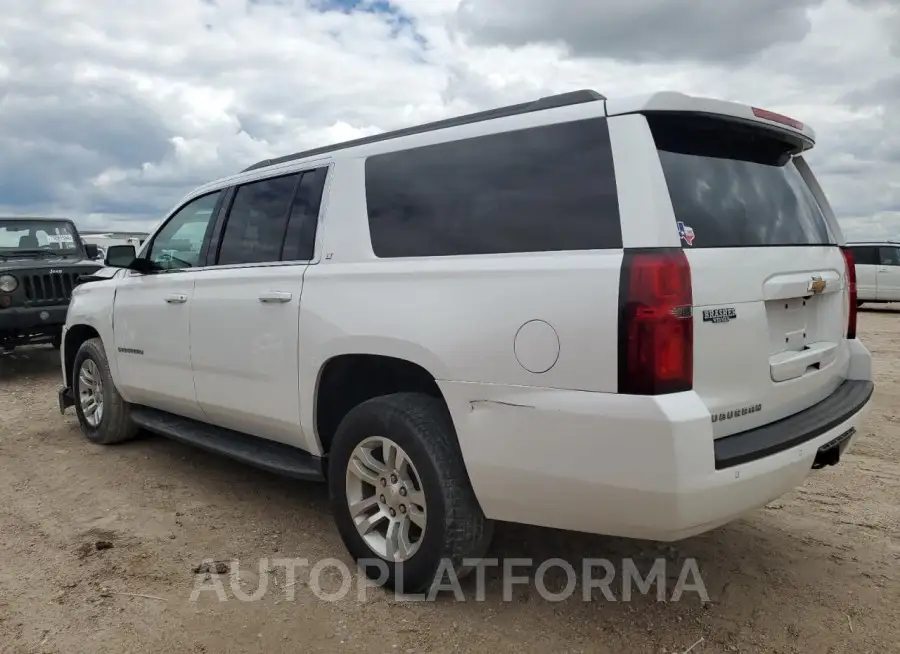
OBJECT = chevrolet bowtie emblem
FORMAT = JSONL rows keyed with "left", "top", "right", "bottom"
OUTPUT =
{"left": 808, "top": 276, "right": 826, "bottom": 294}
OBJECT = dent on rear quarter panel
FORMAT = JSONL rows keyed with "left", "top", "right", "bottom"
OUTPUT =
{"left": 300, "top": 253, "right": 624, "bottom": 395}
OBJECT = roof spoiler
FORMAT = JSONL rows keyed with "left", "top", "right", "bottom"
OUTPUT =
{"left": 606, "top": 91, "right": 816, "bottom": 152}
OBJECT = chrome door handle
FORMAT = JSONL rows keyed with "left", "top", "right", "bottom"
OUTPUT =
{"left": 258, "top": 291, "right": 292, "bottom": 303}
{"left": 165, "top": 294, "right": 188, "bottom": 304}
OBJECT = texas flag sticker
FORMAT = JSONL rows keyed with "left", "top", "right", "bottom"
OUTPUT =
{"left": 677, "top": 221, "right": 695, "bottom": 246}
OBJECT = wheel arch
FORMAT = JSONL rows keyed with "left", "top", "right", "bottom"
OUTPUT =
{"left": 63, "top": 324, "right": 102, "bottom": 387}
{"left": 63, "top": 276, "right": 122, "bottom": 389}
{"left": 312, "top": 349, "right": 453, "bottom": 458}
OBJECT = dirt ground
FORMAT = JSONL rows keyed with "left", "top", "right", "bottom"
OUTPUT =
{"left": 1, "top": 312, "right": 898, "bottom": 654}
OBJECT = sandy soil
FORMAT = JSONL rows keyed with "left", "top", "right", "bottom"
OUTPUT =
{"left": 1, "top": 310, "right": 898, "bottom": 654}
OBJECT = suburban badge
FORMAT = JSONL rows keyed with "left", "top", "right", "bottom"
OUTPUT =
{"left": 712, "top": 404, "right": 762, "bottom": 423}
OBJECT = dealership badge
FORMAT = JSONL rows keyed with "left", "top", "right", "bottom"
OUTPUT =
{"left": 677, "top": 221, "right": 695, "bottom": 246}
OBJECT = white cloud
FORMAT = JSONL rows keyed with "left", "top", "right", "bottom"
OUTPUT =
{"left": 0, "top": 0, "right": 897, "bottom": 240}
{"left": 456, "top": 0, "right": 827, "bottom": 63}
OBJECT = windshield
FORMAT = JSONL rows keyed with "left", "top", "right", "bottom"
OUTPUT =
{"left": 0, "top": 220, "right": 83, "bottom": 257}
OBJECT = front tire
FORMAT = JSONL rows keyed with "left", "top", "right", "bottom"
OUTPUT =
{"left": 72, "top": 338, "right": 138, "bottom": 445}
{"left": 329, "top": 393, "right": 494, "bottom": 594}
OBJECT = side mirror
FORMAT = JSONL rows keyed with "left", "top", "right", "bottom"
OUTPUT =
{"left": 84, "top": 243, "right": 99, "bottom": 259}
{"left": 104, "top": 244, "right": 137, "bottom": 268}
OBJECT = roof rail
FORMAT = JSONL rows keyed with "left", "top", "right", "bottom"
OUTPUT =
{"left": 241, "top": 89, "right": 607, "bottom": 173}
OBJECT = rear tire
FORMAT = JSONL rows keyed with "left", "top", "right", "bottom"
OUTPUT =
{"left": 329, "top": 392, "right": 494, "bottom": 594}
{"left": 73, "top": 337, "right": 138, "bottom": 445}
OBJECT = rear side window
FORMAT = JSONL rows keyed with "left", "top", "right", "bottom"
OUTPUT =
{"left": 850, "top": 246, "right": 879, "bottom": 266}
{"left": 365, "top": 118, "right": 621, "bottom": 257}
{"left": 649, "top": 114, "right": 833, "bottom": 248}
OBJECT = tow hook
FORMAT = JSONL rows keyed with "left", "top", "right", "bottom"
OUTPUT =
{"left": 812, "top": 427, "right": 855, "bottom": 469}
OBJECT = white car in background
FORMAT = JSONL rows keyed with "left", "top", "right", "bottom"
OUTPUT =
{"left": 845, "top": 241, "right": 900, "bottom": 306}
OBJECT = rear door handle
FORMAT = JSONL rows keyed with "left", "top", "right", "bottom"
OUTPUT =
{"left": 165, "top": 294, "right": 188, "bottom": 304}
{"left": 258, "top": 291, "right": 292, "bottom": 303}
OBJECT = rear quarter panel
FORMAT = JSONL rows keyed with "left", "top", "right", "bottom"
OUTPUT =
{"left": 298, "top": 152, "right": 624, "bottom": 448}
{"left": 297, "top": 112, "right": 734, "bottom": 446}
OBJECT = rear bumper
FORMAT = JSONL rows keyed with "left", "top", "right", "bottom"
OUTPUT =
{"left": 440, "top": 359, "right": 874, "bottom": 542}
{"left": 714, "top": 379, "right": 873, "bottom": 469}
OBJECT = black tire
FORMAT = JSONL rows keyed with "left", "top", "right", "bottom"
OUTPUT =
{"left": 72, "top": 337, "right": 139, "bottom": 445}
{"left": 328, "top": 392, "right": 494, "bottom": 594}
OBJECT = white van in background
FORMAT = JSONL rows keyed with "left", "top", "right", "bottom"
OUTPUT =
{"left": 79, "top": 235, "right": 145, "bottom": 261}
{"left": 845, "top": 242, "right": 900, "bottom": 306}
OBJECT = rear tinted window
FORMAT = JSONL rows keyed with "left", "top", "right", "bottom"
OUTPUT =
{"left": 880, "top": 246, "right": 900, "bottom": 266}
{"left": 217, "top": 173, "right": 299, "bottom": 266}
{"left": 649, "top": 115, "right": 833, "bottom": 248}
{"left": 365, "top": 118, "right": 621, "bottom": 257}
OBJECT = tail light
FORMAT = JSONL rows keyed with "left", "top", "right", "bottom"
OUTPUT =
{"left": 841, "top": 246, "right": 857, "bottom": 339}
{"left": 618, "top": 248, "right": 693, "bottom": 395}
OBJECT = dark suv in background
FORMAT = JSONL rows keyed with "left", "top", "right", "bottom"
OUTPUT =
{"left": 0, "top": 217, "right": 101, "bottom": 353}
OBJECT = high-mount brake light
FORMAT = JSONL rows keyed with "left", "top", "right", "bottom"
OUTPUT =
{"left": 618, "top": 248, "right": 693, "bottom": 395}
{"left": 751, "top": 107, "right": 804, "bottom": 131}
{"left": 841, "top": 247, "right": 858, "bottom": 339}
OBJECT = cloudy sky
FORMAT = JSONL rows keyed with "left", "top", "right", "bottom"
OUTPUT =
{"left": 1, "top": 0, "right": 898, "bottom": 238}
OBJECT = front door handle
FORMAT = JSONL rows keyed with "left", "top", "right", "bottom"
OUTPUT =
{"left": 878, "top": 267, "right": 890, "bottom": 272}
{"left": 258, "top": 291, "right": 292, "bottom": 303}
{"left": 165, "top": 294, "right": 188, "bottom": 304}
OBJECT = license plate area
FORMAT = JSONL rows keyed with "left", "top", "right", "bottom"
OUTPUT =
{"left": 767, "top": 296, "right": 817, "bottom": 351}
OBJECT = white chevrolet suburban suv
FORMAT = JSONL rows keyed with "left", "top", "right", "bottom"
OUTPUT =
{"left": 58, "top": 89, "right": 874, "bottom": 592}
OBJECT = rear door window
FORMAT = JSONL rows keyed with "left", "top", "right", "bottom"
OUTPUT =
{"left": 850, "top": 246, "right": 879, "bottom": 266}
{"left": 649, "top": 114, "right": 833, "bottom": 249}
{"left": 880, "top": 246, "right": 900, "bottom": 267}
{"left": 216, "top": 173, "right": 300, "bottom": 265}
{"left": 281, "top": 167, "right": 328, "bottom": 262}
